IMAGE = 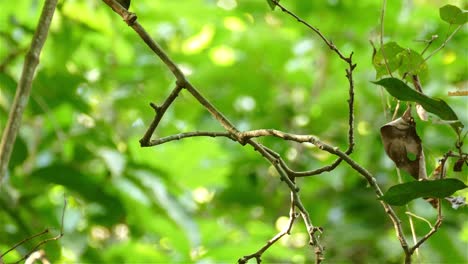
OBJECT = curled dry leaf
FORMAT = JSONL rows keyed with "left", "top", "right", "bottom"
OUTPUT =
{"left": 380, "top": 106, "right": 427, "bottom": 180}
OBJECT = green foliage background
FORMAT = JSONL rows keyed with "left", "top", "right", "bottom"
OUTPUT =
{"left": 1, "top": 0, "right": 467, "bottom": 263}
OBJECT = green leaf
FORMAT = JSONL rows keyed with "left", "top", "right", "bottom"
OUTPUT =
{"left": 373, "top": 78, "right": 464, "bottom": 132}
{"left": 397, "top": 49, "right": 428, "bottom": 82}
{"left": 372, "top": 42, "right": 404, "bottom": 78}
{"left": 380, "top": 179, "right": 467, "bottom": 206}
{"left": 372, "top": 43, "right": 428, "bottom": 82}
{"left": 439, "top": 5, "right": 467, "bottom": 25}
{"left": 266, "top": 0, "right": 279, "bottom": 10}
{"left": 9, "top": 137, "right": 28, "bottom": 169}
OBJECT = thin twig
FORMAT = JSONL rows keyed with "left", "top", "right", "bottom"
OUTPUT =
{"left": 0, "top": 0, "right": 58, "bottom": 182}
{"left": 0, "top": 230, "right": 49, "bottom": 258}
{"left": 405, "top": 212, "right": 433, "bottom": 229}
{"left": 379, "top": 0, "right": 393, "bottom": 77}
{"left": 12, "top": 196, "right": 67, "bottom": 264}
{"left": 419, "top": 35, "right": 438, "bottom": 56}
{"left": 271, "top": 0, "right": 350, "bottom": 63}
{"left": 406, "top": 210, "right": 420, "bottom": 258}
{"left": 238, "top": 193, "right": 298, "bottom": 264}
{"left": 146, "top": 131, "right": 235, "bottom": 146}
{"left": 424, "top": 24, "right": 463, "bottom": 62}
{"left": 269, "top": 0, "right": 356, "bottom": 176}
{"left": 408, "top": 199, "right": 443, "bottom": 255}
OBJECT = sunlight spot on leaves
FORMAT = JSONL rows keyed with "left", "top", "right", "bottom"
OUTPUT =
{"left": 192, "top": 187, "right": 215, "bottom": 204}
{"left": 190, "top": 245, "right": 208, "bottom": 260}
{"left": 217, "top": 0, "right": 237, "bottom": 10}
{"left": 98, "top": 148, "right": 126, "bottom": 177}
{"left": 85, "top": 68, "right": 100, "bottom": 82}
{"left": 77, "top": 113, "right": 95, "bottom": 128}
{"left": 442, "top": 51, "right": 457, "bottom": 65}
{"left": 209, "top": 45, "right": 236, "bottom": 66}
{"left": 290, "top": 233, "right": 308, "bottom": 248}
{"left": 234, "top": 95, "right": 256, "bottom": 112}
{"left": 293, "top": 39, "right": 314, "bottom": 56}
{"left": 357, "top": 121, "right": 370, "bottom": 136}
{"left": 264, "top": 13, "right": 281, "bottom": 26}
{"left": 179, "top": 63, "right": 194, "bottom": 76}
{"left": 61, "top": 247, "right": 78, "bottom": 263}
{"left": 224, "top": 16, "right": 246, "bottom": 32}
{"left": 90, "top": 225, "right": 111, "bottom": 242}
{"left": 182, "top": 25, "right": 215, "bottom": 55}
{"left": 293, "top": 114, "right": 309, "bottom": 127}
{"left": 275, "top": 216, "right": 290, "bottom": 231}
{"left": 113, "top": 223, "right": 130, "bottom": 241}
{"left": 286, "top": 147, "right": 298, "bottom": 161}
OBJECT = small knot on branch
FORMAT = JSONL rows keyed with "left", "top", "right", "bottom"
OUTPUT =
{"left": 149, "top": 102, "right": 161, "bottom": 113}
{"left": 236, "top": 133, "right": 248, "bottom": 145}
{"left": 124, "top": 12, "right": 137, "bottom": 25}
{"left": 176, "top": 79, "right": 188, "bottom": 88}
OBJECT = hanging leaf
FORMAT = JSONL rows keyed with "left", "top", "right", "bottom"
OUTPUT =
{"left": 266, "top": 0, "right": 279, "bottom": 10}
{"left": 439, "top": 5, "right": 467, "bottom": 25}
{"left": 380, "top": 178, "right": 467, "bottom": 206}
{"left": 373, "top": 78, "right": 464, "bottom": 133}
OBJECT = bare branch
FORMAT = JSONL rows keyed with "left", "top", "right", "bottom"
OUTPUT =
{"left": 0, "top": 0, "right": 58, "bottom": 182}
{"left": 140, "top": 84, "right": 184, "bottom": 145}
{"left": 146, "top": 131, "right": 235, "bottom": 146}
